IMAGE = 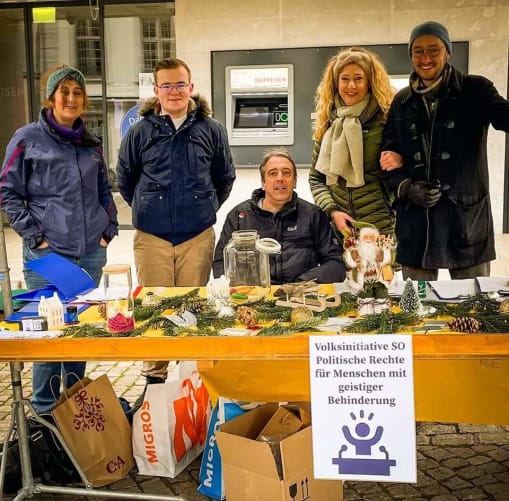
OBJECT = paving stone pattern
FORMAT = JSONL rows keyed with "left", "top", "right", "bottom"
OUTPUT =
{"left": 1, "top": 361, "right": 508, "bottom": 501}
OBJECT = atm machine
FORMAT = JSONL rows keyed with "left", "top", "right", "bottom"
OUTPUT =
{"left": 225, "top": 64, "right": 294, "bottom": 146}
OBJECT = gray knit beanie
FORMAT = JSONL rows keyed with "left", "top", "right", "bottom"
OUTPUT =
{"left": 409, "top": 21, "right": 452, "bottom": 56}
{"left": 46, "top": 66, "right": 86, "bottom": 98}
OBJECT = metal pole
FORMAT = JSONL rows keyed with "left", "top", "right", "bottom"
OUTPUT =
{"left": 0, "top": 220, "right": 13, "bottom": 320}
{"left": 0, "top": 221, "right": 186, "bottom": 500}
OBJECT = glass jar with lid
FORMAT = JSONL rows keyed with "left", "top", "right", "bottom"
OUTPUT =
{"left": 102, "top": 264, "right": 135, "bottom": 334}
{"left": 223, "top": 230, "right": 281, "bottom": 302}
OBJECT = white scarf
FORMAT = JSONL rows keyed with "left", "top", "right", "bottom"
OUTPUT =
{"left": 315, "top": 95, "right": 369, "bottom": 187}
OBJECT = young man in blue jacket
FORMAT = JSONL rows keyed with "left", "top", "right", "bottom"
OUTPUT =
{"left": 117, "top": 58, "right": 235, "bottom": 387}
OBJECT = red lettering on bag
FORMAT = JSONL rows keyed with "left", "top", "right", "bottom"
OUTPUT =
{"left": 141, "top": 401, "right": 150, "bottom": 411}
{"left": 144, "top": 433, "right": 155, "bottom": 445}
{"left": 106, "top": 455, "right": 126, "bottom": 473}
{"left": 142, "top": 423, "right": 152, "bottom": 433}
{"left": 172, "top": 376, "right": 210, "bottom": 461}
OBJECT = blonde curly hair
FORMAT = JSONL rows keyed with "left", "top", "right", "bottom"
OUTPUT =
{"left": 313, "top": 47, "right": 395, "bottom": 142}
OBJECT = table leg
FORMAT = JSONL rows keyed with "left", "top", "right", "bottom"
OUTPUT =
{"left": 1, "top": 362, "right": 186, "bottom": 501}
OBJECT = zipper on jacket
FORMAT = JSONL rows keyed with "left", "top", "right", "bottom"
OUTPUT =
{"left": 74, "top": 148, "right": 86, "bottom": 257}
{"left": 347, "top": 188, "right": 358, "bottom": 219}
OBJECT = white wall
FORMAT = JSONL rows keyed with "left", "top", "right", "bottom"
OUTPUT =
{"left": 174, "top": 0, "right": 509, "bottom": 233}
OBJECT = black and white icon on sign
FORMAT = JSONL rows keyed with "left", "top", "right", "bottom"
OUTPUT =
{"left": 332, "top": 410, "right": 396, "bottom": 476}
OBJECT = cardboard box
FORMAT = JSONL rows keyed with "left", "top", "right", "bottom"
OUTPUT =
{"left": 216, "top": 403, "right": 342, "bottom": 501}
{"left": 256, "top": 405, "right": 304, "bottom": 440}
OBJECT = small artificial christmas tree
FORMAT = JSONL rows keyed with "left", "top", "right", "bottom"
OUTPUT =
{"left": 399, "top": 278, "right": 421, "bottom": 313}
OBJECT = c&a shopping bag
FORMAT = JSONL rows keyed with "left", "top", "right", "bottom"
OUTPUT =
{"left": 51, "top": 374, "right": 135, "bottom": 487}
{"left": 132, "top": 361, "right": 211, "bottom": 478}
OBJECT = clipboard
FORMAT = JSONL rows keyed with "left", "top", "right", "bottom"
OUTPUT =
{"left": 12, "top": 253, "right": 95, "bottom": 303}
{"left": 428, "top": 279, "right": 477, "bottom": 300}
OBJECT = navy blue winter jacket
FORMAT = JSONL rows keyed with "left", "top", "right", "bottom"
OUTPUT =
{"left": 116, "top": 95, "right": 235, "bottom": 245}
{"left": 0, "top": 110, "right": 118, "bottom": 257}
{"left": 213, "top": 189, "right": 346, "bottom": 284}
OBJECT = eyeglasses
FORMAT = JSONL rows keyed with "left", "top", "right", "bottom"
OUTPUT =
{"left": 156, "top": 82, "right": 190, "bottom": 93}
{"left": 411, "top": 47, "right": 442, "bottom": 58}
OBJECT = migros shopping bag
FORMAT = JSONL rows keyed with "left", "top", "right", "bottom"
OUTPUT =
{"left": 132, "top": 361, "right": 211, "bottom": 478}
{"left": 197, "top": 398, "right": 250, "bottom": 500}
{"left": 51, "top": 374, "right": 135, "bottom": 487}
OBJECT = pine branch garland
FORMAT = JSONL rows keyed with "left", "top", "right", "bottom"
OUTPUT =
{"left": 319, "top": 293, "right": 358, "bottom": 319}
{"left": 476, "top": 313, "right": 509, "bottom": 333}
{"left": 257, "top": 317, "right": 322, "bottom": 336}
{"left": 173, "top": 326, "right": 223, "bottom": 337}
{"left": 196, "top": 314, "right": 236, "bottom": 330}
{"left": 133, "top": 288, "right": 202, "bottom": 321}
{"left": 63, "top": 324, "right": 127, "bottom": 338}
{"left": 423, "top": 294, "right": 501, "bottom": 317}
{"left": 241, "top": 298, "right": 294, "bottom": 322}
{"left": 343, "top": 310, "right": 419, "bottom": 334}
{"left": 65, "top": 288, "right": 509, "bottom": 338}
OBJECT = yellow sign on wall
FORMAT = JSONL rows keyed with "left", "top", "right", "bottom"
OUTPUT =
{"left": 33, "top": 7, "right": 56, "bottom": 24}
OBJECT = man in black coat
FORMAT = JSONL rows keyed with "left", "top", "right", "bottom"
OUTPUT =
{"left": 213, "top": 148, "right": 346, "bottom": 284}
{"left": 380, "top": 21, "right": 509, "bottom": 280}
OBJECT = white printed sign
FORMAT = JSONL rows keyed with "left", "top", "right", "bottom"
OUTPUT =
{"left": 309, "top": 334, "right": 416, "bottom": 483}
{"left": 139, "top": 72, "right": 154, "bottom": 100}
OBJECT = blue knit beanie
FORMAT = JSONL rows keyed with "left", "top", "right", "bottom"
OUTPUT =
{"left": 46, "top": 66, "right": 86, "bottom": 98}
{"left": 409, "top": 21, "right": 452, "bottom": 56}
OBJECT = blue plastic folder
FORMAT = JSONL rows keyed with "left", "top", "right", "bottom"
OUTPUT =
{"left": 7, "top": 253, "right": 95, "bottom": 321}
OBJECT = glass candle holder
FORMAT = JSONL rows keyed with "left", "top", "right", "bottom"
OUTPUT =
{"left": 102, "top": 264, "right": 135, "bottom": 334}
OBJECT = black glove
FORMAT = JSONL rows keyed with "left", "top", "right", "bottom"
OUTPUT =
{"left": 398, "top": 179, "right": 442, "bottom": 208}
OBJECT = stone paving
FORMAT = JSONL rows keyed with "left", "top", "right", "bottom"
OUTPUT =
{"left": 0, "top": 361, "right": 508, "bottom": 500}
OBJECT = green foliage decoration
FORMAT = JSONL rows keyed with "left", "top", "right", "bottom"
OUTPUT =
{"left": 343, "top": 310, "right": 420, "bottom": 334}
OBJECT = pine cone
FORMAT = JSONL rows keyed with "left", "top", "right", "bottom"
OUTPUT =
{"left": 179, "top": 299, "right": 207, "bottom": 315}
{"left": 98, "top": 302, "right": 107, "bottom": 319}
{"left": 447, "top": 316, "right": 481, "bottom": 333}
{"left": 290, "top": 306, "right": 314, "bottom": 323}
{"left": 236, "top": 305, "right": 257, "bottom": 326}
{"left": 499, "top": 299, "right": 509, "bottom": 313}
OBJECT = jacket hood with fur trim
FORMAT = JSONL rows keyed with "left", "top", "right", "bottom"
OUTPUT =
{"left": 138, "top": 94, "right": 212, "bottom": 118}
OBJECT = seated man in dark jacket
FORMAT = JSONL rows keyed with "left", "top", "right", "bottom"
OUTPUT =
{"left": 213, "top": 148, "right": 346, "bottom": 284}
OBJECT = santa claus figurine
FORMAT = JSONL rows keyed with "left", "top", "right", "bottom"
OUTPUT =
{"left": 343, "top": 225, "right": 395, "bottom": 303}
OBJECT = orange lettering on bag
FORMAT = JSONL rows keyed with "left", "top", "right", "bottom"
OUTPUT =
{"left": 145, "top": 444, "right": 158, "bottom": 463}
{"left": 172, "top": 377, "right": 209, "bottom": 461}
{"left": 139, "top": 404, "right": 158, "bottom": 462}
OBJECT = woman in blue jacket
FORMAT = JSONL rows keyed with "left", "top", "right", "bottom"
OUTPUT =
{"left": 0, "top": 65, "right": 118, "bottom": 413}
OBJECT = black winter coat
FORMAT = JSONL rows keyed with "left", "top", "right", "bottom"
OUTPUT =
{"left": 382, "top": 66, "right": 509, "bottom": 269}
{"left": 213, "top": 189, "right": 346, "bottom": 284}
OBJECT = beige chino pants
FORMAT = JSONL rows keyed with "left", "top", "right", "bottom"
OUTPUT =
{"left": 134, "top": 227, "right": 215, "bottom": 378}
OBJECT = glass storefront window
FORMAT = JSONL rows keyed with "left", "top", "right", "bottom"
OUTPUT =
{"left": 104, "top": 2, "right": 174, "bottom": 225}
{"left": 103, "top": 2, "right": 175, "bottom": 177}
{"left": 76, "top": 18, "right": 101, "bottom": 77}
{"left": 0, "top": 1, "right": 175, "bottom": 228}
{"left": 0, "top": 7, "right": 26, "bottom": 224}
{"left": 31, "top": 4, "right": 104, "bottom": 144}
{"left": 141, "top": 18, "right": 175, "bottom": 71}
{"left": 0, "top": 8, "right": 27, "bottom": 157}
